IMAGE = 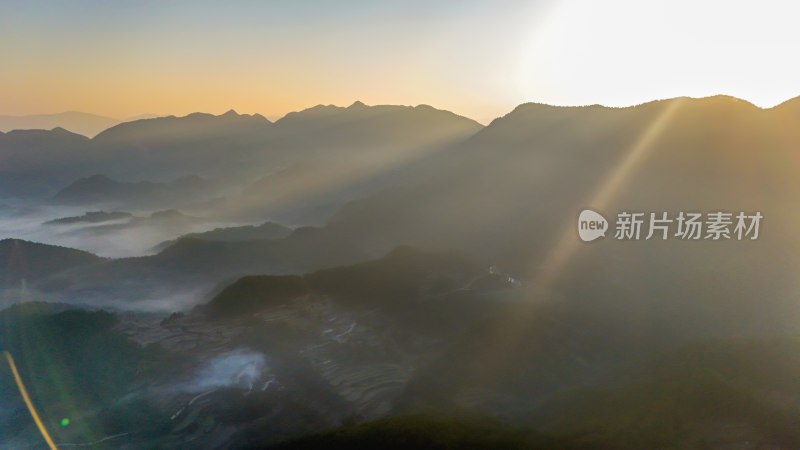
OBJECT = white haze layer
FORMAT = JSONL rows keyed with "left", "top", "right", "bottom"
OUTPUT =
{"left": 0, "top": 200, "right": 244, "bottom": 258}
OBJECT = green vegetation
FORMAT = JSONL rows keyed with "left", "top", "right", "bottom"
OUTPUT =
{"left": 0, "top": 303, "right": 172, "bottom": 444}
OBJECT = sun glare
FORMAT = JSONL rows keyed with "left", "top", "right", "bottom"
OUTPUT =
{"left": 518, "top": 0, "right": 800, "bottom": 108}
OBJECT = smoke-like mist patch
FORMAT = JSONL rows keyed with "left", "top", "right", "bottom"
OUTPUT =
{"left": 79, "top": 285, "right": 212, "bottom": 313}
{"left": 178, "top": 349, "right": 269, "bottom": 393}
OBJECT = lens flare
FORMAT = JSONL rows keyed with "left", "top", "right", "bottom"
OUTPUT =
{"left": 1, "top": 350, "right": 58, "bottom": 450}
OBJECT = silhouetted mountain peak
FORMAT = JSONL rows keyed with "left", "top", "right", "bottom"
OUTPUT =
{"left": 183, "top": 112, "right": 215, "bottom": 120}
{"left": 275, "top": 102, "right": 482, "bottom": 136}
{"left": 486, "top": 95, "right": 764, "bottom": 132}
{"left": 412, "top": 104, "right": 437, "bottom": 111}
{"left": 3, "top": 127, "right": 90, "bottom": 141}
{"left": 704, "top": 94, "right": 758, "bottom": 107}
{"left": 499, "top": 95, "right": 760, "bottom": 120}
{"left": 771, "top": 95, "right": 800, "bottom": 114}
{"left": 0, "top": 111, "right": 120, "bottom": 137}
{"left": 685, "top": 95, "right": 764, "bottom": 111}
{"left": 94, "top": 110, "right": 271, "bottom": 142}
{"left": 348, "top": 100, "right": 367, "bottom": 109}
{"left": 280, "top": 104, "right": 341, "bottom": 119}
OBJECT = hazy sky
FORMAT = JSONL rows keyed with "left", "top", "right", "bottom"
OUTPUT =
{"left": 2, "top": 0, "right": 800, "bottom": 123}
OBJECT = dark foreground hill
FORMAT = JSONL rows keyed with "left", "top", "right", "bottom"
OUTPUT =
{"left": 265, "top": 336, "right": 800, "bottom": 450}
{"left": 5, "top": 253, "right": 800, "bottom": 449}
{"left": 0, "top": 303, "right": 177, "bottom": 448}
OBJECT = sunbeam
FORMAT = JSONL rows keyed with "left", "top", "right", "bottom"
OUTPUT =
{"left": 469, "top": 98, "right": 685, "bottom": 384}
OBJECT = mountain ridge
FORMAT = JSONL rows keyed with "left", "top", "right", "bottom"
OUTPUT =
{"left": 4, "top": 94, "right": 798, "bottom": 139}
{"left": 0, "top": 111, "right": 120, "bottom": 137}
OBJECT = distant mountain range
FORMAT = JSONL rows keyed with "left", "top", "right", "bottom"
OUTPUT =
{"left": 51, "top": 174, "right": 214, "bottom": 208}
{"left": 9, "top": 96, "right": 800, "bottom": 314}
{"left": 0, "top": 103, "right": 480, "bottom": 200}
{"left": 0, "top": 111, "right": 158, "bottom": 137}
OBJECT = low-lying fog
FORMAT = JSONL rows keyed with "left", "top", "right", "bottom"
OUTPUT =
{"left": 0, "top": 199, "right": 245, "bottom": 258}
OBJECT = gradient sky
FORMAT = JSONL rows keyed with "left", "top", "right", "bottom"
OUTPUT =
{"left": 2, "top": 0, "right": 800, "bottom": 123}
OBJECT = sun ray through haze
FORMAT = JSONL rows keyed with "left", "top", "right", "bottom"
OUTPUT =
{"left": 469, "top": 98, "right": 685, "bottom": 385}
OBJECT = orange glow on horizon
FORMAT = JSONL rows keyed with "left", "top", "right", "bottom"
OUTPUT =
{"left": 3, "top": 1, "right": 800, "bottom": 124}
